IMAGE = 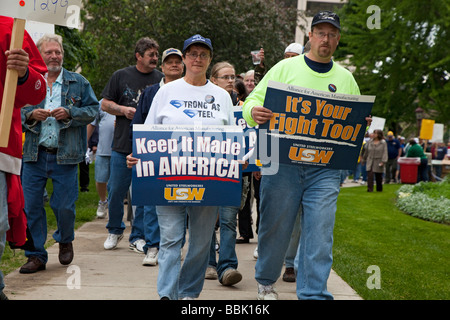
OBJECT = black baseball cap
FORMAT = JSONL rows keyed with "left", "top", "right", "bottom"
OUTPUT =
{"left": 311, "top": 11, "right": 341, "bottom": 30}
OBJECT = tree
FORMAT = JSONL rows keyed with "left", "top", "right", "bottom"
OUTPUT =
{"left": 81, "top": 0, "right": 304, "bottom": 95}
{"left": 336, "top": 0, "right": 449, "bottom": 138}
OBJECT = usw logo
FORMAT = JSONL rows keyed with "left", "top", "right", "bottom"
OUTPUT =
{"left": 164, "top": 188, "right": 205, "bottom": 201}
{"left": 288, "top": 147, "right": 334, "bottom": 164}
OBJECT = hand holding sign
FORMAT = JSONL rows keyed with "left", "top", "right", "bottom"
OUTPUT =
{"left": 5, "top": 48, "right": 30, "bottom": 78}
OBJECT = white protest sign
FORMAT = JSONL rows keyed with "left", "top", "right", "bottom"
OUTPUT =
{"left": 431, "top": 123, "right": 444, "bottom": 143}
{"left": 367, "top": 116, "right": 385, "bottom": 133}
{"left": 26, "top": 20, "right": 55, "bottom": 43}
{"left": 0, "top": 0, "right": 82, "bottom": 29}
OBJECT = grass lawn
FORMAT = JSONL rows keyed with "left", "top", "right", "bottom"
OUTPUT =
{"left": 333, "top": 184, "right": 450, "bottom": 300}
{"left": 1, "top": 165, "right": 99, "bottom": 276}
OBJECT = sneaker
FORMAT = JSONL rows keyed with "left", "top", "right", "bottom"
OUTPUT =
{"left": 181, "top": 297, "right": 195, "bottom": 300}
{"left": 257, "top": 283, "right": 278, "bottom": 300}
{"left": 104, "top": 233, "right": 123, "bottom": 250}
{"left": 253, "top": 246, "right": 258, "bottom": 260}
{"left": 142, "top": 247, "right": 158, "bottom": 266}
{"left": 205, "top": 267, "right": 218, "bottom": 280}
{"left": 220, "top": 268, "right": 242, "bottom": 286}
{"left": 96, "top": 200, "right": 108, "bottom": 219}
{"left": 129, "top": 239, "right": 146, "bottom": 253}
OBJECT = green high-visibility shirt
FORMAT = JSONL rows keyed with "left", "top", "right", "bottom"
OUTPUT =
{"left": 242, "top": 54, "right": 361, "bottom": 127}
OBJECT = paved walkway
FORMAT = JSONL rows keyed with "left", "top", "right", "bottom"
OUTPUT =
{"left": 3, "top": 181, "right": 362, "bottom": 300}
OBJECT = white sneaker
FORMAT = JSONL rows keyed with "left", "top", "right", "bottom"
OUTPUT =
{"left": 181, "top": 297, "right": 195, "bottom": 300}
{"left": 104, "top": 233, "right": 123, "bottom": 250}
{"left": 129, "top": 239, "right": 146, "bottom": 253}
{"left": 142, "top": 247, "right": 158, "bottom": 266}
{"left": 96, "top": 200, "right": 108, "bottom": 219}
{"left": 253, "top": 246, "right": 258, "bottom": 260}
{"left": 257, "top": 283, "right": 278, "bottom": 300}
{"left": 205, "top": 267, "right": 218, "bottom": 280}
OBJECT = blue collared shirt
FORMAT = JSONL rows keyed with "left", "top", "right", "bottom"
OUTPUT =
{"left": 39, "top": 71, "right": 62, "bottom": 148}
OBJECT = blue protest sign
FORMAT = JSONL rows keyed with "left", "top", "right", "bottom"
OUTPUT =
{"left": 131, "top": 124, "right": 244, "bottom": 206}
{"left": 233, "top": 106, "right": 260, "bottom": 172}
{"left": 258, "top": 81, "right": 375, "bottom": 170}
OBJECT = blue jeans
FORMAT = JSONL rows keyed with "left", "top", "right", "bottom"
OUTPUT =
{"left": 255, "top": 163, "right": 340, "bottom": 300}
{"left": 128, "top": 182, "right": 160, "bottom": 248}
{"left": 208, "top": 206, "right": 239, "bottom": 281}
{"left": 284, "top": 209, "right": 302, "bottom": 268}
{"left": 156, "top": 205, "right": 218, "bottom": 300}
{"left": 131, "top": 205, "right": 160, "bottom": 252}
{"left": 22, "top": 150, "right": 78, "bottom": 263}
{"left": 106, "top": 151, "right": 148, "bottom": 243}
{"left": 0, "top": 171, "right": 9, "bottom": 293}
{"left": 106, "top": 151, "right": 130, "bottom": 234}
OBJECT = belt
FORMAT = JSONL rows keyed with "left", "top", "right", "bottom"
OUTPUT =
{"left": 39, "top": 145, "right": 58, "bottom": 154}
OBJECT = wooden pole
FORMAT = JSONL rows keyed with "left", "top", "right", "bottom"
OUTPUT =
{"left": 0, "top": 18, "right": 26, "bottom": 148}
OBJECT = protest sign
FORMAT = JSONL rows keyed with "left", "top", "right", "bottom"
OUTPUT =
{"left": 367, "top": 116, "right": 385, "bottom": 134}
{"left": 430, "top": 123, "right": 444, "bottom": 143}
{"left": 420, "top": 119, "right": 435, "bottom": 140}
{"left": 131, "top": 124, "right": 244, "bottom": 206}
{"left": 258, "top": 81, "right": 375, "bottom": 171}
{"left": 233, "top": 106, "right": 260, "bottom": 172}
{"left": 0, "top": 0, "right": 82, "bottom": 29}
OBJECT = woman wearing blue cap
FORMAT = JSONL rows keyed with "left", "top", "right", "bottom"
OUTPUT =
{"left": 143, "top": 34, "right": 235, "bottom": 300}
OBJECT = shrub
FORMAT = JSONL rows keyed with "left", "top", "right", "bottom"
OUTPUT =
{"left": 396, "top": 177, "right": 450, "bottom": 224}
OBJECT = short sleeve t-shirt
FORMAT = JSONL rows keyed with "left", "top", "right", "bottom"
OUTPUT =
{"left": 144, "top": 78, "right": 234, "bottom": 125}
{"left": 102, "top": 66, "right": 163, "bottom": 154}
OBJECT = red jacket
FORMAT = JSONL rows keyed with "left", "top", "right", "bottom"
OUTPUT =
{"left": 0, "top": 16, "right": 47, "bottom": 246}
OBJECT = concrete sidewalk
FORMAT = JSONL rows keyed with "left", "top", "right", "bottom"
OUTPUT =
{"left": 4, "top": 182, "right": 362, "bottom": 300}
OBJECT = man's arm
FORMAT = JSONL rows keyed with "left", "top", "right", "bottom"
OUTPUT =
{"left": 101, "top": 98, "right": 136, "bottom": 120}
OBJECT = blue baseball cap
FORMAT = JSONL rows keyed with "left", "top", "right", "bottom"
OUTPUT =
{"left": 311, "top": 11, "right": 341, "bottom": 30}
{"left": 182, "top": 34, "right": 213, "bottom": 53}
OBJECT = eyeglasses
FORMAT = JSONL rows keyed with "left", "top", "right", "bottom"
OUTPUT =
{"left": 313, "top": 31, "right": 339, "bottom": 39}
{"left": 186, "top": 53, "right": 210, "bottom": 60}
{"left": 216, "top": 75, "right": 235, "bottom": 80}
{"left": 145, "top": 52, "right": 159, "bottom": 58}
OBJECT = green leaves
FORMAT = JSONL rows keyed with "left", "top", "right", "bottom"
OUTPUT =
{"left": 337, "top": 0, "right": 450, "bottom": 136}
{"left": 79, "top": 0, "right": 303, "bottom": 96}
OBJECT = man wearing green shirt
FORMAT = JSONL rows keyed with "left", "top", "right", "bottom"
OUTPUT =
{"left": 243, "top": 11, "right": 365, "bottom": 300}
{"left": 406, "top": 138, "right": 429, "bottom": 182}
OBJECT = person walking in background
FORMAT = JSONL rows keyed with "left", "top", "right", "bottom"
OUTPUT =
{"left": 385, "top": 131, "right": 402, "bottom": 183}
{"left": 0, "top": 15, "right": 47, "bottom": 299}
{"left": 362, "top": 129, "right": 388, "bottom": 192}
{"left": 101, "top": 37, "right": 163, "bottom": 251}
{"left": 406, "top": 138, "right": 429, "bottom": 182}
{"left": 87, "top": 99, "right": 115, "bottom": 219}
{"left": 128, "top": 47, "right": 184, "bottom": 267}
{"left": 21, "top": 34, "right": 98, "bottom": 273}
{"left": 205, "top": 61, "right": 247, "bottom": 286}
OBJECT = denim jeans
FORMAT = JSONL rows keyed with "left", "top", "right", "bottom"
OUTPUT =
{"left": 131, "top": 205, "right": 160, "bottom": 252}
{"left": 208, "top": 206, "right": 239, "bottom": 281}
{"left": 128, "top": 183, "right": 160, "bottom": 249}
{"left": 156, "top": 205, "right": 218, "bottom": 300}
{"left": 22, "top": 150, "right": 78, "bottom": 263}
{"left": 0, "top": 171, "right": 9, "bottom": 293}
{"left": 255, "top": 163, "right": 340, "bottom": 300}
{"left": 284, "top": 209, "right": 302, "bottom": 268}
{"left": 106, "top": 151, "right": 130, "bottom": 234}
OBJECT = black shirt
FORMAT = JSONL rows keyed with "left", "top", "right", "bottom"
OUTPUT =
{"left": 102, "top": 66, "right": 163, "bottom": 154}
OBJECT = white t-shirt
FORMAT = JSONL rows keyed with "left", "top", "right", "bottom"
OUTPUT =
{"left": 144, "top": 78, "right": 234, "bottom": 125}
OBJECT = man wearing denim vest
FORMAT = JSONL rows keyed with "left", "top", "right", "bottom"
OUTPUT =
{"left": 20, "top": 34, "right": 99, "bottom": 273}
